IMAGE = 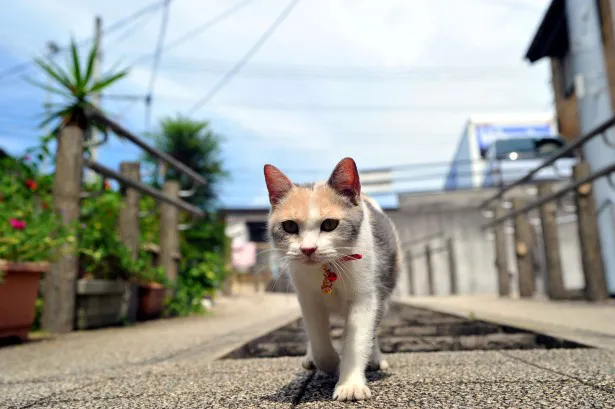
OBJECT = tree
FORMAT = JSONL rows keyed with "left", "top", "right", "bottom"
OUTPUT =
{"left": 145, "top": 115, "right": 227, "bottom": 210}
{"left": 146, "top": 115, "right": 229, "bottom": 316}
{"left": 29, "top": 38, "right": 128, "bottom": 159}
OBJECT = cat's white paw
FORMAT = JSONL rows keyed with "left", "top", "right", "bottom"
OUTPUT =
{"left": 301, "top": 356, "right": 315, "bottom": 371}
{"left": 333, "top": 382, "right": 372, "bottom": 401}
{"left": 379, "top": 359, "right": 390, "bottom": 370}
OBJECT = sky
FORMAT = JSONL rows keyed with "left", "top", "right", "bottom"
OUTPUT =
{"left": 0, "top": 0, "right": 553, "bottom": 209}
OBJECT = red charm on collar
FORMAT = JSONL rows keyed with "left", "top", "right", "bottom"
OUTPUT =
{"left": 321, "top": 253, "right": 363, "bottom": 295}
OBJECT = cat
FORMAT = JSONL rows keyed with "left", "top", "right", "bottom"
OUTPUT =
{"left": 264, "top": 157, "right": 402, "bottom": 402}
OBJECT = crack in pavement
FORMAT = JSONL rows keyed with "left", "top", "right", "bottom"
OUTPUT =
{"left": 497, "top": 350, "right": 615, "bottom": 394}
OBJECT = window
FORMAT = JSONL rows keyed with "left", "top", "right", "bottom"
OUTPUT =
{"left": 246, "top": 221, "right": 268, "bottom": 242}
{"left": 559, "top": 51, "right": 575, "bottom": 98}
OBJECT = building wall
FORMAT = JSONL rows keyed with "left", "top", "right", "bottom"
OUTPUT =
{"left": 550, "top": 0, "right": 615, "bottom": 142}
{"left": 392, "top": 189, "right": 585, "bottom": 297}
{"left": 550, "top": 58, "right": 580, "bottom": 140}
{"left": 598, "top": 0, "right": 615, "bottom": 109}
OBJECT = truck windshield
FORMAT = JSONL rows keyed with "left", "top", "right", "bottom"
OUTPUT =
{"left": 494, "top": 138, "right": 536, "bottom": 159}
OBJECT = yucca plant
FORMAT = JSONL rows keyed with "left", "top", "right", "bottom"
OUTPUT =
{"left": 28, "top": 38, "right": 129, "bottom": 138}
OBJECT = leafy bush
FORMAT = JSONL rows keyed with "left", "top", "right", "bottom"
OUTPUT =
{"left": 166, "top": 250, "right": 225, "bottom": 316}
{"left": 0, "top": 155, "right": 72, "bottom": 263}
{"left": 165, "top": 215, "right": 228, "bottom": 316}
{"left": 77, "top": 189, "right": 133, "bottom": 280}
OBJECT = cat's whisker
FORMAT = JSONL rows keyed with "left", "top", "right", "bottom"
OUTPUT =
{"left": 267, "top": 257, "right": 293, "bottom": 292}
{"left": 256, "top": 248, "right": 284, "bottom": 257}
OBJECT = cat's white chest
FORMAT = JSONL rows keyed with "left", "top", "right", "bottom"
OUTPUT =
{"left": 322, "top": 287, "right": 349, "bottom": 316}
{"left": 289, "top": 265, "right": 353, "bottom": 317}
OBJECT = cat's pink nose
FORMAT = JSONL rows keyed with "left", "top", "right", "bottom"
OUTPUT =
{"left": 301, "top": 247, "right": 317, "bottom": 257}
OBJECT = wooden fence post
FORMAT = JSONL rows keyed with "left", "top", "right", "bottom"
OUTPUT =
{"left": 446, "top": 238, "right": 458, "bottom": 295}
{"left": 512, "top": 198, "right": 535, "bottom": 298}
{"left": 119, "top": 161, "right": 141, "bottom": 323}
{"left": 493, "top": 206, "right": 510, "bottom": 297}
{"left": 537, "top": 183, "right": 567, "bottom": 300}
{"left": 160, "top": 180, "right": 180, "bottom": 284}
{"left": 573, "top": 163, "right": 609, "bottom": 301}
{"left": 405, "top": 250, "right": 414, "bottom": 296}
{"left": 425, "top": 244, "right": 435, "bottom": 296}
{"left": 43, "top": 125, "right": 84, "bottom": 333}
{"left": 119, "top": 162, "right": 141, "bottom": 259}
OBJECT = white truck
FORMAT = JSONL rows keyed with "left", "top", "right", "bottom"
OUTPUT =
{"left": 444, "top": 113, "right": 576, "bottom": 190}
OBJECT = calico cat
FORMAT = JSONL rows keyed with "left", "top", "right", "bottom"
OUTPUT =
{"left": 264, "top": 157, "right": 402, "bottom": 402}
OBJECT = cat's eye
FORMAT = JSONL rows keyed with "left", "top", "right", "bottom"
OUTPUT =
{"left": 320, "top": 219, "right": 339, "bottom": 232}
{"left": 282, "top": 220, "right": 299, "bottom": 234}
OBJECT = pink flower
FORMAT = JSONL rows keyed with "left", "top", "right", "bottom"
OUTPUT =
{"left": 9, "top": 219, "right": 26, "bottom": 230}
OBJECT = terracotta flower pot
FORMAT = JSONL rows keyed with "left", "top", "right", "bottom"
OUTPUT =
{"left": 0, "top": 261, "right": 48, "bottom": 341}
{"left": 137, "top": 282, "right": 166, "bottom": 321}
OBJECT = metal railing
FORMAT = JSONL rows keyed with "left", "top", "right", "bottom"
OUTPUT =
{"left": 85, "top": 160, "right": 203, "bottom": 217}
{"left": 479, "top": 116, "right": 614, "bottom": 302}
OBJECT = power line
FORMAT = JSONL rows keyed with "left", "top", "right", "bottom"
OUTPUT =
{"left": 0, "top": 0, "right": 169, "bottom": 83}
{"left": 156, "top": 0, "right": 257, "bottom": 56}
{"left": 224, "top": 168, "right": 534, "bottom": 188}
{"left": 216, "top": 158, "right": 484, "bottom": 174}
{"left": 188, "top": 0, "right": 302, "bottom": 116}
{"left": 132, "top": 59, "right": 545, "bottom": 81}
{"left": 195, "top": 101, "right": 550, "bottom": 112}
{"left": 145, "top": 0, "right": 172, "bottom": 131}
{"left": 106, "top": 6, "right": 161, "bottom": 48}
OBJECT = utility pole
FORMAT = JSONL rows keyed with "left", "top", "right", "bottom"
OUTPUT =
{"left": 565, "top": 1, "right": 615, "bottom": 294}
{"left": 86, "top": 16, "right": 102, "bottom": 183}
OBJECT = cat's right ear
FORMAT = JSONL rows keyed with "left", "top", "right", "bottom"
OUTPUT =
{"left": 264, "top": 164, "right": 293, "bottom": 206}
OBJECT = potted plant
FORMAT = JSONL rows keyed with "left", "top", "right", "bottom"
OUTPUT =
{"left": 0, "top": 156, "right": 71, "bottom": 341}
{"left": 74, "top": 188, "right": 137, "bottom": 329}
{"left": 130, "top": 252, "right": 170, "bottom": 321}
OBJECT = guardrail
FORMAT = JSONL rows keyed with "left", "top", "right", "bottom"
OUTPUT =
{"left": 44, "top": 110, "right": 206, "bottom": 333}
{"left": 479, "top": 117, "right": 613, "bottom": 302}
{"left": 402, "top": 237, "right": 457, "bottom": 297}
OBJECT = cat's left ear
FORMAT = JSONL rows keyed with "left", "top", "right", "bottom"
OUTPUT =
{"left": 327, "top": 157, "right": 361, "bottom": 205}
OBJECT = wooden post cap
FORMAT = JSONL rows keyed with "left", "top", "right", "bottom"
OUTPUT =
{"left": 577, "top": 183, "right": 592, "bottom": 196}
{"left": 516, "top": 242, "right": 528, "bottom": 257}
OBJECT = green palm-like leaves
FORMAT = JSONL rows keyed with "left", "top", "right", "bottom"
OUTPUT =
{"left": 29, "top": 38, "right": 129, "bottom": 132}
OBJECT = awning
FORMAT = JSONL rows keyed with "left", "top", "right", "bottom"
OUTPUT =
{"left": 524, "top": 0, "right": 569, "bottom": 63}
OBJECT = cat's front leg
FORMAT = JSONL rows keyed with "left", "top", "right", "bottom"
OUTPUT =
{"left": 297, "top": 295, "right": 339, "bottom": 375}
{"left": 334, "top": 293, "right": 377, "bottom": 401}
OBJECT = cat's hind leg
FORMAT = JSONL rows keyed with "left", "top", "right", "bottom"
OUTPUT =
{"left": 302, "top": 343, "right": 316, "bottom": 370}
{"left": 367, "top": 337, "right": 389, "bottom": 371}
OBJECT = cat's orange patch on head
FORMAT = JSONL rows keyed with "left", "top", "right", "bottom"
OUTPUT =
{"left": 270, "top": 183, "right": 348, "bottom": 223}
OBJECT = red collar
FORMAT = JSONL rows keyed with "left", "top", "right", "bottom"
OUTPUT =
{"left": 321, "top": 254, "right": 363, "bottom": 294}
